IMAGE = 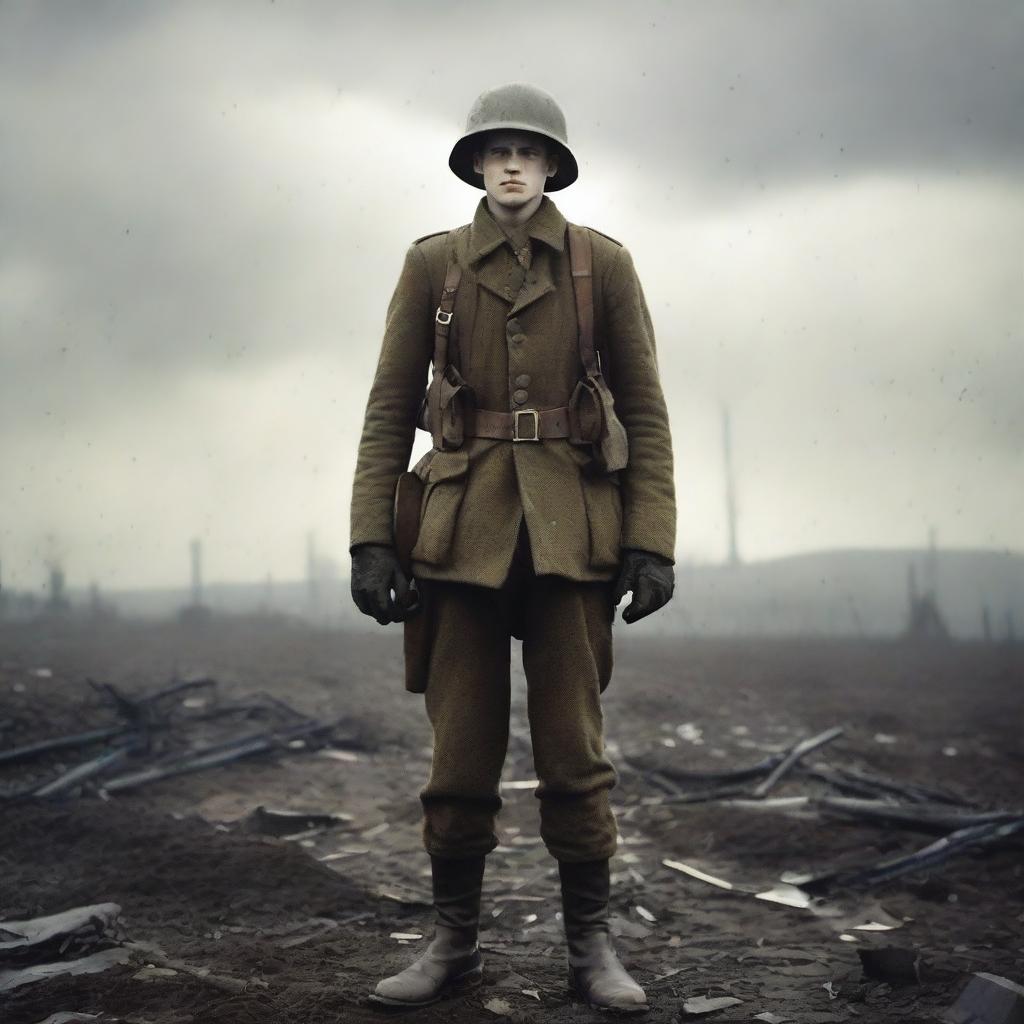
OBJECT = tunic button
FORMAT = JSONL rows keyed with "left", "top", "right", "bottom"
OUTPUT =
{"left": 512, "top": 389, "right": 529, "bottom": 405}
{"left": 510, "top": 333, "right": 527, "bottom": 346}
{"left": 507, "top": 319, "right": 522, "bottom": 334}
{"left": 514, "top": 374, "right": 531, "bottom": 387}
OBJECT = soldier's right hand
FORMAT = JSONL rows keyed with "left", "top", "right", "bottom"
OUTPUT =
{"left": 350, "top": 544, "right": 419, "bottom": 625}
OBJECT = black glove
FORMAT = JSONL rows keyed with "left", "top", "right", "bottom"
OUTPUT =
{"left": 613, "top": 548, "right": 675, "bottom": 624}
{"left": 350, "top": 544, "right": 419, "bottom": 625}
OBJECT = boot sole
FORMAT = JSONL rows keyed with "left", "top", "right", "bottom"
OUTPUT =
{"left": 367, "top": 964, "right": 483, "bottom": 1009}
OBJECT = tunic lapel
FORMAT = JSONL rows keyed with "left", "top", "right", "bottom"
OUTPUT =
{"left": 465, "top": 196, "right": 567, "bottom": 314}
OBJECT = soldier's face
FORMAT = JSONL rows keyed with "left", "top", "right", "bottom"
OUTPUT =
{"left": 473, "top": 131, "right": 558, "bottom": 210}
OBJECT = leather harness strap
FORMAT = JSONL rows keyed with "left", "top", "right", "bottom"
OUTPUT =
{"left": 433, "top": 252, "right": 463, "bottom": 373}
{"left": 428, "top": 242, "right": 464, "bottom": 450}
{"left": 567, "top": 224, "right": 599, "bottom": 377}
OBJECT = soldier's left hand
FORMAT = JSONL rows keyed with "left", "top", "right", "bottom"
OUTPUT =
{"left": 614, "top": 549, "right": 675, "bottom": 624}
{"left": 351, "top": 543, "right": 420, "bottom": 625}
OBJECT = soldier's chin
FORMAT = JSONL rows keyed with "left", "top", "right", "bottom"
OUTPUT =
{"left": 493, "top": 191, "right": 531, "bottom": 209}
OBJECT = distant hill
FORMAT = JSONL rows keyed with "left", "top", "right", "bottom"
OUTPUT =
{"left": 648, "top": 547, "right": 1022, "bottom": 639}
{"left": 16, "top": 547, "right": 1022, "bottom": 640}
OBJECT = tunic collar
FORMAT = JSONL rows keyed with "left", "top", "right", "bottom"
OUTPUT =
{"left": 467, "top": 196, "right": 567, "bottom": 266}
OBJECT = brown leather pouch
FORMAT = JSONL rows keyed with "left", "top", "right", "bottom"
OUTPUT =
{"left": 421, "top": 365, "right": 474, "bottom": 450}
{"left": 403, "top": 581, "right": 434, "bottom": 694}
{"left": 393, "top": 471, "right": 424, "bottom": 577}
{"left": 394, "top": 471, "right": 432, "bottom": 693}
{"left": 569, "top": 374, "right": 629, "bottom": 473}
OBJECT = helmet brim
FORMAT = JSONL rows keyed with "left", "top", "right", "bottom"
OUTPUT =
{"left": 448, "top": 127, "right": 578, "bottom": 192}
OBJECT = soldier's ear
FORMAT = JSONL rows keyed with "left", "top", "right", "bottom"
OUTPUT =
{"left": 472, "top": 150, "right": 484, "bottom": 175}
{"left": 546, "top": 152, "right": 559, "bottom": 179}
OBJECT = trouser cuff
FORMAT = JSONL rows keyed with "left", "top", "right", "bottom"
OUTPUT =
{"left": 421, "top": 794, "right": 502, "bottom": 859}
{"left": 539, "top": 788, "right": 618, "bottom": 862}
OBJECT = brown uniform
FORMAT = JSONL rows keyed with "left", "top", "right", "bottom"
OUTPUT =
{"left": 350, "top": 195, "right": 675, "bottom": 861}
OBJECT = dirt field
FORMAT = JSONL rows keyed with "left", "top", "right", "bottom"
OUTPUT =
{"left": 1, "top": 617, "right": 1022, "bottom": 1024}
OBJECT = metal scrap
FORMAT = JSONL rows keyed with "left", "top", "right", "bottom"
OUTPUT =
{"left": 945, "top": 972, "right": 1024, "bottom": 1024}
{"left": 815, "top": 796, "right": 1022, "bottom": 834}
{"left": 801, "top": 815, "right": 1024, "bottom": 892}
{"left": 0, "top": 903, "right": 124, "bottom": 959}
{"left": 0, "top": 948, "right": 131, "bottom": 992}
{"left": 751, "top": 726, "right": 845, "bottom": 797}
{"left": 0, "top": 674, "right": 341, "bottom": 801}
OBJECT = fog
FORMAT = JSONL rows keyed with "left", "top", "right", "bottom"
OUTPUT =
{"left": 2, "top": 1, "right": 1022, "bottom": 592}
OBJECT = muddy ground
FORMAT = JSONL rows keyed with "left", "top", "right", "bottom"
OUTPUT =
{"left": 1, "top": 617, "right": 1022, "bottom": 1024}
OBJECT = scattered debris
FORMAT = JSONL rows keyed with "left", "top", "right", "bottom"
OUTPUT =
{"left": 802, "top": 816, "right": 1024, "bottom": 892}
{"left": 0, "top": 947, "right": 131, "bottom": 992}
{"left": 663, "top": 859, "right": 735, "bottom": 891}
{"left": 662, "top": 858, "right": 906, "bottom": 935}
{"left": 751, "top": 726, "right": 845, "bottom": 797}
{"left": 133, "top": 965, "right": 180, "bottom": 981}
{"left": 242, "top": 805, "right": 352, "bottom": 836}
{"left": 815, "top": 796, "right": 1020, "bottom": 834}
{"left": 318, "top": 748, "right": 360, "bottom": 762}
{"left": 0, "top": 726, "right": 127, "bottom": 767}
{"left": 675, "top": 722, "right": 704, "bottom": 744}
{"left": 681, "top": 993, "right": 744, "bottom": 1015}
{"left": 484, "top": 996, "right": 514, "bottom": 1015}
{"left": 944, "top": 972, "right": 1024, "bottom": 1024}
{"left": 754, "top": 884, "right": 812, "bottom": 909}
{"left": 30, "top": 1014, "right": 103, "bottom": 1024}
{"left": 806, "top": 763, "right": 965, "bottom": 805}
{"left": 643, "top": 724, "right": 1023, "bottom": 895}
{"left": 0, "top": 903, "right": 124, "bottom": 958}
{"left": 122, "top": 940, "right": 267, "bottom": 995}
{"left": 0, "top": 676, "right": 340, "bottom": 801}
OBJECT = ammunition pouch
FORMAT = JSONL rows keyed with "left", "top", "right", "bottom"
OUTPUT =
{"left": 568, "top": 373, "right": 629, "bottom": 474}
{"left": 419, "top": 364, "right": 475, "bottom": 451}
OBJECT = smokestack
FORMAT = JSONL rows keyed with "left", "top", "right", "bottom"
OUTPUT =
{"left": 926, "top": 526, "right": 938, "bottom": 599}
{"left": 190, "top": 538, "right": 203, "bottom": 606}
{"left": 721, "top": 404, "right": 740, "bottom": 566}
{"left": 306, "top": 531, "right": 319, "bottom": 612}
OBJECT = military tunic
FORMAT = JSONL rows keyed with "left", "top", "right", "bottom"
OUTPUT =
{"left": 350, "top": 195, "right": 675, "bottom": 588}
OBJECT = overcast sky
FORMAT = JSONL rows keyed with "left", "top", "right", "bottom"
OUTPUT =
{"left": 1, "top": 0, "right": 1022, "bottom": 591}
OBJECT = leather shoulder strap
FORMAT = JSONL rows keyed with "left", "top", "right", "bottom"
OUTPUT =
{"left": 432, "top": 229, "right": 463, "bottom": 373}
{"left": 568, "top": 224, "right": 598, "bottom": 378}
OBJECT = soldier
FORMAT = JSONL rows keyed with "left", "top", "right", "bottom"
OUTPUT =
{"left": 350, "top": 83, "right": 676, "bottom": 1013}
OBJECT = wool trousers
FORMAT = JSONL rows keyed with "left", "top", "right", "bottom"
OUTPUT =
{"left": 418, "top": 525, "right": 619, "bottom": 863}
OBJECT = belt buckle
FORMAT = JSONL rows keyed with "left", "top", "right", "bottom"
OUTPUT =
{"left": 513, "top": 409, "right": 540, "bottom": 442}
{"left": 435, "top": 308, "right": 453, "bottom": 325}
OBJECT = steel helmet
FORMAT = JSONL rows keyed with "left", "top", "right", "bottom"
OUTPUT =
{"left": 449, "top": 83, "right": 578, "bottom": 192}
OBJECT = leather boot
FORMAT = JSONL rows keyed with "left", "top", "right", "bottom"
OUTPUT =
{"left": 370, "top": 854, "right": 485, "bottom": 1007}
{"left": 558, "top": 858, "right": 649, "bottom": 1014}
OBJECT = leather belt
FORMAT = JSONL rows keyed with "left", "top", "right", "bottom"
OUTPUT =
{"left": 465, "top": 406, "right": 571, "bottom": 442}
